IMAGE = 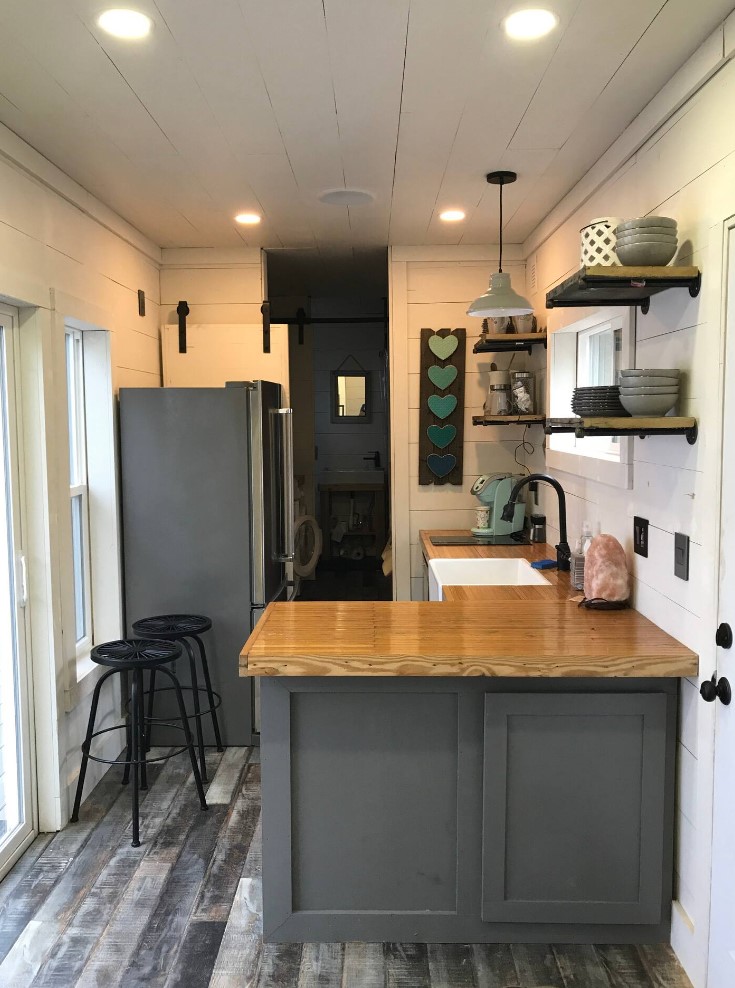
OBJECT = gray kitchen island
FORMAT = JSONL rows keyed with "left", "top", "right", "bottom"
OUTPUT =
{"left": 240, "top": 584, "right": 697, "bottom": 945}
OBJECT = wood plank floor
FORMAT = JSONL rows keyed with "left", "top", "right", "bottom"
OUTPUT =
{"left": 0, "top": 748, "right": 693, "bottom": 988}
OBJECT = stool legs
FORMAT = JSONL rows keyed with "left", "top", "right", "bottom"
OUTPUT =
{"left": 137, "top": 669, "right": 148, "bottom": 791}
{"left": 146, "top": 669, "right": 156, "bottom": 752}
{"left": 158, "top": 666, "right": 208, "bottom": 811}
{"left": 130, "top": 669, "right": 141, "bottom": 846}
{"left": 192, "top": 634, "right": 224, "bottom": 752}
{"left": 70, "top": 668, "right": 117, "bottom": 823}
{"left": 182, "top": 638, "right": 207, "bottom": 782}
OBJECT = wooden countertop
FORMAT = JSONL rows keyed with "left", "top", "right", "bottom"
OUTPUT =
{"left": 240, "top": 603, "right": 697, "bottom": 679}
{"left": 238, "top": 531, "right": 697, "bottom": 679}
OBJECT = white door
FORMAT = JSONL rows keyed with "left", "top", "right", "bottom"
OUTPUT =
{"left": 161, "top": 323, "right": 289, "bottom": 396}
{"left": 708, "top": 225, "right": 735, "bottom": 987}
{"left": 0, "top": 304, "right": 35, "bottom": 878}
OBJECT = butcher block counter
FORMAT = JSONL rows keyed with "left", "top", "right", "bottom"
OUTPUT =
{"left": 243, "top": 530, "right": 697, "bottom": 947}
{"left": 241, "top": 534, "right": 696, "bottom": 678}
{"left": 240, "top": 599, "right": 696, "bottom": 678}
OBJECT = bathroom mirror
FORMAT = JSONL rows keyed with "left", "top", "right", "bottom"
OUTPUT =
{"left": 331, "top": 370, "right": 372, "bottom": 423}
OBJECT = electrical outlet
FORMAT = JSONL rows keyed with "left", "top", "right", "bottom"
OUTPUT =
{"left": 634, "top": 516, "right": 649, "bottom": 557}
{"left": 675, "top": 532, "right": 690, "bottom": 581}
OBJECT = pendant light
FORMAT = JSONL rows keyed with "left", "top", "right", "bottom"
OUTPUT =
{"left": 466, "top": 171, "right": 533, "bottom": 318}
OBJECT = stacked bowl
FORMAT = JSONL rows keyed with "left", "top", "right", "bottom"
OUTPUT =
{"left": 613, "top": 217, "right": 678, "bottom": 266}
{"left": 619, "top": 369, "right": 680, "bottom": 417}
{"left": 572, "top": 386, "right": 628, "bottom": 418}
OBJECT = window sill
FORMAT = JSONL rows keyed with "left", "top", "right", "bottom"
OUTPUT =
{"left": 64, "top": 650, "right": 107, "bottom": 711}
{"left": 76, "top": 651, "right": 96, "bottom": 681}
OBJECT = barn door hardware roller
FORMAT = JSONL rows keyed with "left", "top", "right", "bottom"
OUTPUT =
{"left": 177, "top": 300, "right": 189, "bottom": 354}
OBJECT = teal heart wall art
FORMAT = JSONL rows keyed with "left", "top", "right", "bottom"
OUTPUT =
{"left": 427, "top": 423, "right": 457, "bottom": 449}
{"left": 419, "top": 327, "right": 465, "bottom": 487}
{"left": 427, "top": 394, "right": 457, "bottom": 419}
{"left": 427, "top": 453, "right": 457, "bottom": 478}
{"left": 427, "top": 365, "right": 458, "bottom": 391}
{"left": 428, "top": 334, "right": 458, "bottom": 361}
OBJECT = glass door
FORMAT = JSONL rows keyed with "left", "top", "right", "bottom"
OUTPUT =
{"left": 0, "top": 303, "right": 34, "bottom": 877}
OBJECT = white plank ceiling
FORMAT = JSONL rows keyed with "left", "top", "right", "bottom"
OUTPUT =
{"left": 0, "top": 0, "right": 731, "bottom": 264}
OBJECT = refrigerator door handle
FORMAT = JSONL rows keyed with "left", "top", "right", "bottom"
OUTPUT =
{"left": 273, "top": 407, "right": 295, "bottom": 562}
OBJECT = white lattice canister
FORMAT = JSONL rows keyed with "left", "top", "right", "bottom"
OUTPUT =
{"left": 580, "top": 216, "right": 621, "bottom": 267}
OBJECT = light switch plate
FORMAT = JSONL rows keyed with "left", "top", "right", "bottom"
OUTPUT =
{"left": 675, "top": 532, "right": 690, "bottom": 581}
{"left": 634, "top": 516, "right": 649, "bottom": 557}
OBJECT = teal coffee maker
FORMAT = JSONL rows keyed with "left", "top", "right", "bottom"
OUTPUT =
{"left": 471, "top": 473, "right": 527, "bottom": 538}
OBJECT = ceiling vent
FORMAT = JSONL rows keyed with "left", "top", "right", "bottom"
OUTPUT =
{"left": 318, "top": 189, "right": 375, "bottom": 206}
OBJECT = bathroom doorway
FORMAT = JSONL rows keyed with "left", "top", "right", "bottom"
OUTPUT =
{"left": 266, "top": 250, "right": 392, "bottom": 601}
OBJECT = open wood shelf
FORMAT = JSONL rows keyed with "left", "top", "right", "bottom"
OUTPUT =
{"left": 472, "top": 414, "right": 546, "bottom": 426}
{"left": 546, "top": 265, "right": 701, "bottom": 313}
{"left": 544, "top": 416, "right": 698, "bottom": 444}
{"left": 473, "top": 332, "right": 547, "bottom": 355}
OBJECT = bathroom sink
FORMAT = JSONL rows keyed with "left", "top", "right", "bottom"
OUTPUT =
{"left": 428, "top": 557, "right": 550, "bottom": 601}
{"left": 320, "top": 470, "right": 385, "bottom": 486}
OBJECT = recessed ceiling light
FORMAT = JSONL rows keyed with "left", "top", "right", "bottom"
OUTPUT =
{"left": 235, "top": 212, "right": 261, "bottom": 225}
{"left": 318, "top": 189, "right": 375, "bottom": 206}
{"left": 97, "top": 9, "right": 153, "bottom": 39}
{"left": 503, "top": 8, "right": 558, "bottom": 41}
{"left": 439, "top": 209, "right": 465, "bottom": 222}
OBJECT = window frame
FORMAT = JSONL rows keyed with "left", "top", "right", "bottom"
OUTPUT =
{"left": 65, "top": 328, "right": 93, "bottom": 664}
{"left": 61, "top": 320, "right": 120, "bottom": 688}
{"left": 546, "top": 307, "right": 635, "bottom": 490}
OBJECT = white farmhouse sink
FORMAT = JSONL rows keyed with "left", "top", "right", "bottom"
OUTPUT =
{"left": 428, "top": 557, "right": 550, "bottom": 601}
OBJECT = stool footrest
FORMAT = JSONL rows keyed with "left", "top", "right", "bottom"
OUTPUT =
{"left": 127, "top": 685, "right": 222, "bottom": 721}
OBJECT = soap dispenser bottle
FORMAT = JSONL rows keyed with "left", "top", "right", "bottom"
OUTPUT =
{"left": 571, "top": 522, "right": 593, "bottom": 591}
{"left": 571, "top": 538, "right": 585, "bottom": 591}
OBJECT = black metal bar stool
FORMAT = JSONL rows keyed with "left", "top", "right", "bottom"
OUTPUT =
{"left": 70, "top": 639, "right": 207, "bottom": 847}
{"left": 131, "top": 614, "right": 223, "bottom": 783}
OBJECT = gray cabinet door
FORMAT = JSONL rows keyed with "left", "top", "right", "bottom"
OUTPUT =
{"left": 482, "top": 692, "right": 667, "bottom": 925}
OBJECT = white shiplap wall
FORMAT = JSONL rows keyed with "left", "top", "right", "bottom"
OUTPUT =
{"left": 389, "top": 247, "right": 529, "bottom": 601}
{"left": 160, "top": 247, "right": 264, "bottom": 326}
{"left": 522, "top": 40, "right": 735, "bottom": 988}
{"left": 0, "top": 119, "right": 163, "bottom": 830}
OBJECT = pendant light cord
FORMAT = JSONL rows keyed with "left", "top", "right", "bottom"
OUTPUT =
{"left": 498, "top": 180, "right": 503, "bottom": 273}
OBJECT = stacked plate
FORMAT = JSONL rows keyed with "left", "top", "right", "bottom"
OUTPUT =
{"left": 572, "top": 386, "right": 628, "bottom": 418}
{"left": 619, "top": 369, "right": 680, "bottom": 416}
{"left": 613, "top": 216, "right": 678, "bottom": 266}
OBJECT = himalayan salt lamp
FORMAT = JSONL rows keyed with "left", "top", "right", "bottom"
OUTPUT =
{"left": 582, "top": 533, "right": 630, "bottom": 607}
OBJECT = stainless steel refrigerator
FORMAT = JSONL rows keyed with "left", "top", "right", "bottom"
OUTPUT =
{"left": 119, "top": 381, "right": 294, "bottom": 745}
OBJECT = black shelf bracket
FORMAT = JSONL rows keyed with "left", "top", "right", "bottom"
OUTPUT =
{"left": 546, "top": 266, "right": 702, "bottom": 312}
{"left": 544, "top": 421, "right": 698, "bottom": 445}
{"left": 473, "top": 337, "right": 547, "bottom": 356}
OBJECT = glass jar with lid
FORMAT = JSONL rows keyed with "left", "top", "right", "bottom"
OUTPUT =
{"left": 510, "top": 371, "right": 536, "bottom": 415}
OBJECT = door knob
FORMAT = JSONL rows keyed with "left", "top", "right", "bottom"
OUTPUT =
{"left": 700, "top": 673, "right": 732, "bottom": 705}
{"left": 715, "top": 623, "right": 733, "bottom": 649}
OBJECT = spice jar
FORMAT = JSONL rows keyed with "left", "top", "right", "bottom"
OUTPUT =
{"left": 510, "top": 371, "right": 536, "bottom": 414}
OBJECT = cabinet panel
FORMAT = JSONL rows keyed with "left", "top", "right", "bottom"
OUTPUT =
{"left": 482, "top": 692, "right": 667, "bottom": 925}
